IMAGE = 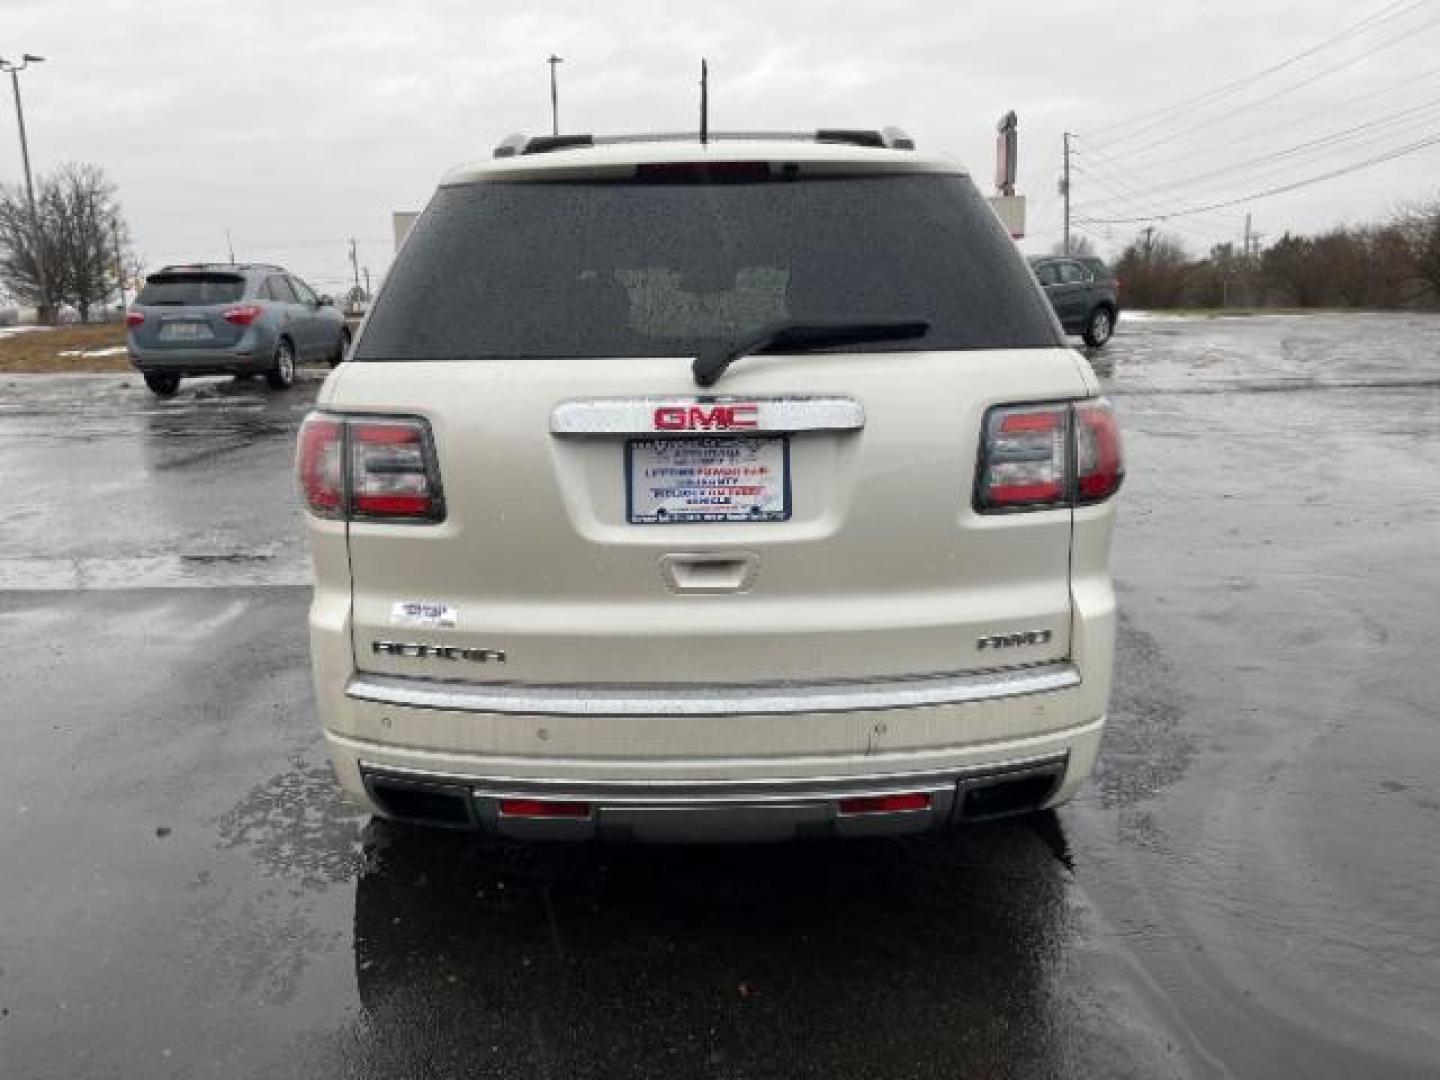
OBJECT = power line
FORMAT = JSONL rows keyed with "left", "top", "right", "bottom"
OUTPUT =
{"left": 1072, "top": 157, "right": 1240, "bottom": 226}
{"left": 1091, "top": 0, "right": 1430, "bottom": 144}
{"left": 1076, "top": 92, "right": 1440, "bottom": 208}
{"left": 1100, "top": 8, "right": 1440, "bottom": 162}
{"left": 1103, "top": 58, "right": 1440, "bottom": 177}
{"left": 1070, "top": 166, "right": 1239, "bottom": 244}
{"left": 1075, "top": 129, "right": 1440, "bottom": 223}
{"left": 1067, "top": 149, "right": 1246, "bottom": 231}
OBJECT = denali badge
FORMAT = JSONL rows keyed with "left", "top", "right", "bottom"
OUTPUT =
{"left": 372, "top": 641, "right": 507, "bottom": 663}
{"left": 976, "top": 630, "right": 1053, "bottom": 651}
{"left": 653, "top": 404, "right": 759, "bottom": 431}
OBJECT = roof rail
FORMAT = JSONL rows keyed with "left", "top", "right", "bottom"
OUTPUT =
{"left": 492, "top": 128, "right": 916, "bottom": 158}
{"left": 156, "top": 262, "right": 283, "bottom": 273}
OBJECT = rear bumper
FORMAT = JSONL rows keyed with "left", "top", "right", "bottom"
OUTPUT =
{"left": 347, "top": 660, "right": 1081, "bottom": 717}
{"left": 130, "top": 333, "right": 271, "bottom": 374}
{"left": 325, "top": 714, "right": 1104, "bottom": 843}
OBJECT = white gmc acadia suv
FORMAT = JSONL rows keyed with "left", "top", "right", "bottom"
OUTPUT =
{"left": 297, "top": 128, "right": 1123, "bottom": 842}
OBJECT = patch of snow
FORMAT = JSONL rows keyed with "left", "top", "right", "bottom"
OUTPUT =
{"left": 81, "top": 346, "right": 128, "bottom": 357}
{"left": 0, "top": 325, "right": 51, "bottom": 337}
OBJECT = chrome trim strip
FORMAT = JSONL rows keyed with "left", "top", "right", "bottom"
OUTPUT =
{"left": 550, "top": 396, "right": 866, "bottom": 435}
{"left": 347, "top": 661, "right": 1080, "bottom": 718}
{"left": 361, "top": 752, "right": 1070, "bottom": 804}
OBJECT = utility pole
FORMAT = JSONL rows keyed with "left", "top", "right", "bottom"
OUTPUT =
{"left": 348, "top": 238, "right": 360, "bottom": 296}
{"left": 699, "top": 59, "right": 709, "bottom": 145}
{"left": 547, "top": 55, "right": 563, "bottom": 136}
{"left": 1, "top": 54, "right": 49, "bottom": 323}
{"left": 1061, "top": 132, "right": 1072, "bottom": 255}
{"left": 362, "top": 266, "right": 371, "bottom": 300}
{"left": 1242, "top": 212, "right": 1252, "bottom": 307}
{"left": 225, "top": 228, "right": 235, "bottom": 264}
{"left": 113, "top": 219, "right": 127, "bottom": 312}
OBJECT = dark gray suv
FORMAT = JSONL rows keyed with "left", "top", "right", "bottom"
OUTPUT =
{"left": 126, "top": 263, "right": 350, "bottom": 396}
{"left": 1027, "top": 255, "right": 1120, "bottom": 348}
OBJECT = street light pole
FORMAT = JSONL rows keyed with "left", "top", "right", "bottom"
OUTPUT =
{"left": 1, "top": 54, "right": 49, "bottom": 323}
{"left": 547, "top": 55, "right": 563, "bottom": 136}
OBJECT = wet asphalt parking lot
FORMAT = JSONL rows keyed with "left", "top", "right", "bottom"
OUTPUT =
{"left": 2, "top": 312, "right": 1438, "bottom": 1079}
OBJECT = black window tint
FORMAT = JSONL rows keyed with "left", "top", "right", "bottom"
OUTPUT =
{"left": 1034, "top": 263, "right": 1060, "bottom": 287}
{"left": 290, "top": 277, "right": 317, "bottom": 304}
{"left": 266, "top": 275, "right": 298, "bottom": 303}
{"left": 137, "top": 273, "right": 245, "bottom": 306}
{"left": 357, "top": 173, "right": 1061, "bottom": 361}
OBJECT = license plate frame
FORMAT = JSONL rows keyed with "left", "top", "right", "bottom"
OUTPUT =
{"left": 625, "top": 436, "right": 791, "bottom": 524}
{"left": 158, "top": 320, "right": 215, "bottom": 342}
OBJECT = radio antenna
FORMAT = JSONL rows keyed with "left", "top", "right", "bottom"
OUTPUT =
{"left": 699, "top": 59, "right": 708, "bottom": 145}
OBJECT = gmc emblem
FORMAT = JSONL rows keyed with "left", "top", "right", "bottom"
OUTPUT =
{"left": 653, "top": 404, "right": 759, "bottom": 431}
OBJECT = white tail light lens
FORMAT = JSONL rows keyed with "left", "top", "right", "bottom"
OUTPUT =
{"left": 976, "top": 399, "right": 1123, "bottom": 512}
{"left": 296, "top": 415, "right": 345, "bottom": 518}
{"left": 296, "top": 413, "right": 444, "bottom": 523}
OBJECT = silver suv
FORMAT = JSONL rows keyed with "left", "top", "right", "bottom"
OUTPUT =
{"left": 297, "top": 129, "right": 1124, "bottom": 842}
{"left": 127, "top": 263, "right": 350, "bottom": 396}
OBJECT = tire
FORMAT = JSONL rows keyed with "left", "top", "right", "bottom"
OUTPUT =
{"left": 143, "top": 372, "right": 180, "bottom": 397}
{"left": 266, "top": 337, "right": 296, "bottom": 390}
{"left": 329, "top": 328, "right": 351, "bottom": 369}
{"left": 1083, "top": 305, "right": 1115, "bottom": 348}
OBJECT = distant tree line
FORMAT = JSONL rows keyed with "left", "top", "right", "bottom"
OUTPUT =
{"left": 0, "top": 162, "right": 131, "bottom": 324}
{"left": 1065, "top": 195, "right": 1440, "bottom": 310}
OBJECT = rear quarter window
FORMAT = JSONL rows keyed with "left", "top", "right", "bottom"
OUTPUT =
{"left": 357, "top": 171, "right": 1062, "bottom": 360}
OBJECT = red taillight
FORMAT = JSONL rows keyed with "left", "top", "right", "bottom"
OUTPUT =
{"left": 838, "top": 792, "right": 933, "bottom": 815}
{"left": 977, "top": 404, "right": 1068, "bottom": 509}
{"left": 350, "top": 419, "right": 444, "bottom": 521}
{"left": 125, "top": 310, "right": 145, "bottom": 328}
{"left": 296, "top": 415, "right": 345, "bottom": 517}
{"left": 222, "top": 304, "right": 264, "bottom": 326}
{"left": 295, "top": 413, "right": 445, "bottom": 522}
{"left": 1074, "top": 400, "right": 1125, "bottom": 503}
{"left": 975, "top": 399, "right": 1124, "bottom": 512}
{"left": 499, "top": 799, "right": 592, "bottom": 819}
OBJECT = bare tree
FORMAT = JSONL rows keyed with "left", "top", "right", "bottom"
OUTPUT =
{"left": 51, "top": 164, "right": 128, "bottom": 322}
{"left": 0, "top": 182, "right": 62, "bottom": 319}
{"left": 0, "top": 162, "right": 129, "bottom": 323}
{"left": 1114, "top": 229, "right": 1190, "bottom": 308}
{"left": 1395, "top": 196, "right": 1440, "bottom": 304}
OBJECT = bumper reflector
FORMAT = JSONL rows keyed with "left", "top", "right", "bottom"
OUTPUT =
{"left": 837, "top": 792, "right": 932, "bottom": 816}
{"left": 499, "top": 799, "right": 593, "bottom": 819}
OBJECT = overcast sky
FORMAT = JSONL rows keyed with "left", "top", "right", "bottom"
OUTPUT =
{"left": 5, "top": 0, "right": 1439, "bottom": 291}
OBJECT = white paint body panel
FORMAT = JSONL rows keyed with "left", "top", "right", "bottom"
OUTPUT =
{"left": 302, "top": 142, "right": 1120, "bottom": 829}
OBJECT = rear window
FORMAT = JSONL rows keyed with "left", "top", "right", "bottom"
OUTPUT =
{"left": 356, "top": 172, "right": 1061, "bottom": 361}
{"left": 137, "top": 273, "right": 245, "bottom": 306}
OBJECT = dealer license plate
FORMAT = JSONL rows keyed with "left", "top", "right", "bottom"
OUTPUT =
{"left": 626, "top": 437, "right": 790, "bottom": 524}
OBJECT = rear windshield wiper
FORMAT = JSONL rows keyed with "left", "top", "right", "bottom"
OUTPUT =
{"left": 692, "top": 318, "right": 931, "bottom": 388}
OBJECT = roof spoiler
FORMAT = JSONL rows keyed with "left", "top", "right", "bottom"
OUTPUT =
{"left": 493, "top": 128, "right": 915, "bottom": 158}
